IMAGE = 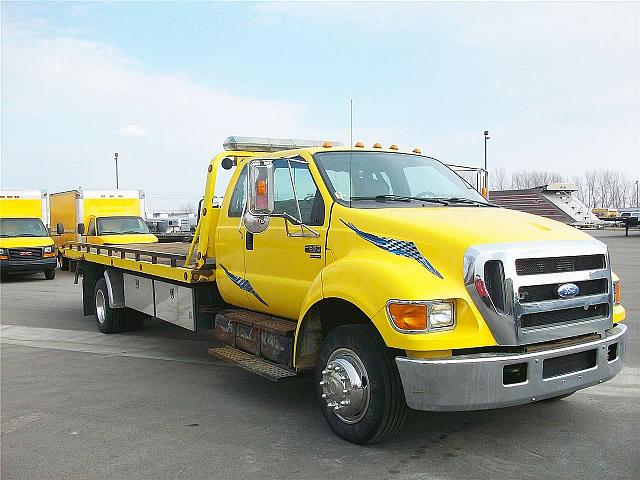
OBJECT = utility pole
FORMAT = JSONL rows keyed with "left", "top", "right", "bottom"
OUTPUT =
{"left": 484, "top": 131, "right": 490, "bottom": 173}
{"left": 483, "top": 131, "right": 490, "bottom": 197}
{"left": 636, "top": 180, "right": 639, "bottom": 207}
{"left": 115, "top": 152, "right": 119, "bottom": 189}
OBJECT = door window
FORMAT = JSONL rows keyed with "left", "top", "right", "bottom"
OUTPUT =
{"left": 228, "top": 166, "right": 248, "bottom": 218}
{"left": 272, "top": 160, "right": 324, "bottom": 226}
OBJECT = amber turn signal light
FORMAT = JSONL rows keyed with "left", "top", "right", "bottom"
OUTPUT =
{"left": 614, "top": 281, "right": 621, "bottom": 305}
{"left": 388, "top": 303, "right": 427, "bottom": 331}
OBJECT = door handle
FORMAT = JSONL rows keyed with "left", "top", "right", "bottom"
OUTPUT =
{"left": 246, "top": 231, "right": 254, "bottom": 250}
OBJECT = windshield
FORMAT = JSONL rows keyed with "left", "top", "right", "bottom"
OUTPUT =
{"left": 96, "top": 216, "right": 150, "bottom": 235}
{"left": 314, "top": 151, "right": 488, "bottom": 207}
{"left": 0, "top": 218, "right": 48, "bottom": 237}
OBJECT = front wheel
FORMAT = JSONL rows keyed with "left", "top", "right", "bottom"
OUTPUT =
{"left": 44, "top": 269, "right": 56, "bottom": 280}
{"left": 316, "top": 325, "right": 407, "bottom": 444}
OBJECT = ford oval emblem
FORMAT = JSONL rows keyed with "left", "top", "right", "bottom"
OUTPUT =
{"left": 557, "top": 283, "right": 580, "bottom": 298}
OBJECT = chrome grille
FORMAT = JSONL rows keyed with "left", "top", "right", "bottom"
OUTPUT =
{"left": 518, "top": 278, "right": 608, "bottom": 303}
{"left": 515, "top": 254, "right": 605, "bottom": 275}
{"left": 464, "top": 240, "right": 613, "bottom": 346}
{"left": 8, "top": 247, "right": 43, "bottom": 260}
{"left": 520, "top": 303, "right": 608, "bottom": 329}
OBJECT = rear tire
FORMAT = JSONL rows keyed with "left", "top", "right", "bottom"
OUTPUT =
{"left": 94, "top": 278, "right": 125, "bottom": 333}
{"left": 316, "top": 324, "right": 407, "bottom": 444}
{"left": 44, "top": 269, "right": 56, "bottom": 280}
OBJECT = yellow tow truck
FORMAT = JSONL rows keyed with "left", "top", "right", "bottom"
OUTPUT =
{"left": 62, "top": 137, "right": 627, "bottom": 444}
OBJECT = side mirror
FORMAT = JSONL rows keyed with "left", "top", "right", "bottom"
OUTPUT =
{"left": 245, "top": 160, "right": 274, "bottom": 234}
{"left": 56, "top": 223, "right": 64, "bottom": 235}
{"left": 248, "top": 159, "right": 274, "bottom": 215}
{"left": 77, "top": 223, "right": 85, "bottom": 235}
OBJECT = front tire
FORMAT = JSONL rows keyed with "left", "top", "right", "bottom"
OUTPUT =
{"left": 316, "top": 325, "right": 407, "bottom": 444}
{"left": 44, "top": 269, "right": 56, "bottom": 280}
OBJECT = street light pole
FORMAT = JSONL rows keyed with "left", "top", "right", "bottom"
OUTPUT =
{"left": 483, "top": 131, "right": 490, "bottom": 197}
{"left": 484, "top": 130, "right": 490, "bottom": 172}
{"left": 115, "top": 152, "right": 119, "bottom": 189}
{"left": 635, "top": 180, "right": 639, "bottom": 207}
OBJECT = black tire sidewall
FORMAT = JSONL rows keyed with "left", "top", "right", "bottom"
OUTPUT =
{"left": 316, "top": 325, "right": 405, "bottom": 444}
{"left": 44, "top": 269, "right": 56, "bottom": 280}
{"left": 94, "top": 278, "right": 120, "bottom": 333}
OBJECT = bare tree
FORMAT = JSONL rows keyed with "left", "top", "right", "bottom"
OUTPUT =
{"left": 511, "top": 170, "right": 566, "bottom": 189}
{"left": 584, "top": 170, "right": 598, "bottom": 208}
{"left": 490, "top": 167, "right": 507, "bottom": 190}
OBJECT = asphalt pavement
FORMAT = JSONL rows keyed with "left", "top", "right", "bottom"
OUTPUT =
{"left": 1, "top": 229, "right": 638, "bottom": 480}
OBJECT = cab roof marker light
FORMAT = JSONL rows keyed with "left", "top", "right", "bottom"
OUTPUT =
{"left": 389, "top": 144, "right": 399, "bottom": 150}
{"left": 223, "top": 136, "right": 343, "bottom": 153}
{"left": 372, "top": 143, "right": 382, "bottom": 149}
{"left": 412, "top": 147, "right": 422, "bottom": 154}
{"left": 354, "top": 141, "right": 365, "bottom": 148}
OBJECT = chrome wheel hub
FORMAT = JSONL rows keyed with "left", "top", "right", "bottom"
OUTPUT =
{"left": 320, "top": 348, "right": 369, "bottom": 424}
{"left": 96, "top": 289, "right": 106, "bottom": 325}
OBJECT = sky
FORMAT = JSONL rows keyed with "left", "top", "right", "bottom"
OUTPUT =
{"left": 1, "top": 1, "right": 638, "bottom": 211}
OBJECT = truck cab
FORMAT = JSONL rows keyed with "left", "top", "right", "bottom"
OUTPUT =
{"left": 0, "top": 189, "right": 57, "bottom": 279}
{"left": 79, "top": 214, "right": 157, "bottom": 245}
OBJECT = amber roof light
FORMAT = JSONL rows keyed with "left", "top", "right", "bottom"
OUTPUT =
{"left": 412, "top": 147, "right": 422, "bottom": 154}
{"left": 354, "top": 141, "right": 365, "bottom": 148}
{"left": 389, "top": 144, "right": 399, "bottom": 150}
{"left": 373, "top": 143, "right": 382, "bottom": 149}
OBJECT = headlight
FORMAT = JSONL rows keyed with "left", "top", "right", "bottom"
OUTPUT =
{"left": 0, "top": 248, "right": 5, "bottom": 255}
{"left": 43, "top": 246, "right": 54, "bottom": 253}
{"left": 387, "top": 300, "right": 456, "bottom": 332}
{"left": 613, "top": 280, "right": 621, "bottom": 305}
{"left": 429, "top": 302, "right": 455, "bottom": 329}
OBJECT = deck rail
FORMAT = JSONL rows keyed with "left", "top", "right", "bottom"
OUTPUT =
{"left": 64, "top": 242, "right": 188, "bottom": 268}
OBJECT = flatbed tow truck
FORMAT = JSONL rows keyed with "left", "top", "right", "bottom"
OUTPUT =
{"left": 62, "top": 136, "right": 627, "bottom": 444}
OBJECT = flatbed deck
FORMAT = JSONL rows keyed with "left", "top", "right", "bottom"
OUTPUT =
{"left": 62, "top": 241, "right": 216, "bottom": 284}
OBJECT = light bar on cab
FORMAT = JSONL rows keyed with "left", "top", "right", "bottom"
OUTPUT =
{"left": 223, "top": 136, "right": 343, "bottom": 152}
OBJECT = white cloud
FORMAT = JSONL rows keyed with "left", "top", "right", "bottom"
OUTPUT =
{"left": 0, "top": 23, "right": 313, "bottom": 210}
{"left": 119, "top": 125, "right": 148, "bottom": 137}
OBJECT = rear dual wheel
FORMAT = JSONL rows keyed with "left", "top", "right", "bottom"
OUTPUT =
{"left": 94, "top": 278, "right": 146, "bottom": 333}
{"left": 316, "top": 325, "right": 407, "bottom": 444}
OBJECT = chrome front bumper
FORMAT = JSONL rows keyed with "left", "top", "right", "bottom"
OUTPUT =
{"left": 396, "top": 323, "right": 626, "bottom": 411}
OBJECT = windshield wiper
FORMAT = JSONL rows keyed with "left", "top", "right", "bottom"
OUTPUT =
{"left": 351, "top": 195, "right": 450, "bottom": 205}
{"left": 14, "top": 233, "right": 44, "bottom": 237}
{"left": 437, "top": 197, "right": 495, "bottom": 207}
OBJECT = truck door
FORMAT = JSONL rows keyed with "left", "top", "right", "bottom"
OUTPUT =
{"left": 216, "top": 165, "right": 252, "bottom": 307}
{"left": 84, "top": 217, "right": 99, "bottom": 244}
{"left": 243, "top": 159, "right": 328, "bottom": 320}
